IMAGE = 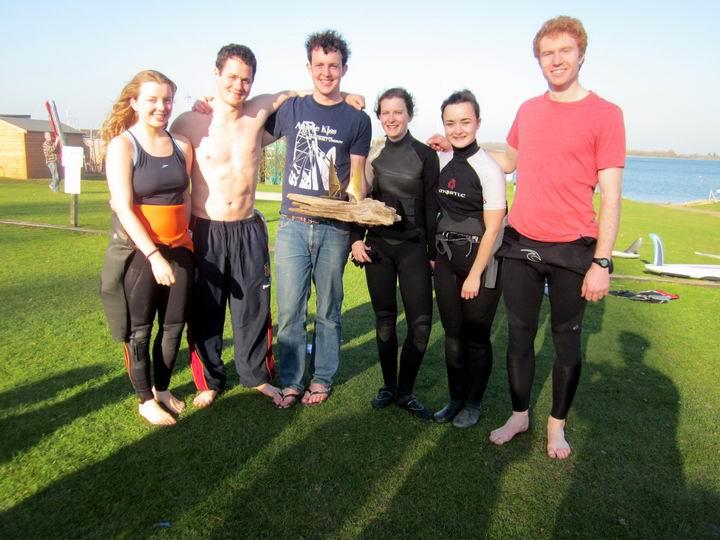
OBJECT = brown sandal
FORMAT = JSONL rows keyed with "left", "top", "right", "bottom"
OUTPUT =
{"left": 275, "top": 390, "right": 301, "bottom": 409}
{"left": 302, "top": 386, "right": 333, "bottom": 406}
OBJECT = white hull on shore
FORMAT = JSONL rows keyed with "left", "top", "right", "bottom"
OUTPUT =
{"left": 645, "top": 233, "right": 720, "bottom": 281}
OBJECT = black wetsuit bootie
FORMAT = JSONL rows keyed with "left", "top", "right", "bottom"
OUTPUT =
{"left": 433, "top": 400, "right": 464, "bottom": 423}
{"left": 452, "top": 402, "right": 483, "bottom": 428}
{"left": 397, "top": 394, "right": 432, "bottom": 420}
{"left": 371, "top": 385, "right": 396, "bottom": 409}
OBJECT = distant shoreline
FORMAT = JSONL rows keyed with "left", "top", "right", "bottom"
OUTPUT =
{"left": 625, "top": 151, "right": 719, "bottom": 161}
{"left": 480, "top": 142, "right": 719, "bottom": 161}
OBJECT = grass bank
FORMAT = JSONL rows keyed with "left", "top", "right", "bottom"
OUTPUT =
{"left": 0, "top": 179, "right": 718, "bottom": 538}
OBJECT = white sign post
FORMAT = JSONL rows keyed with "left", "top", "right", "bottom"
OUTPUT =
{"left": 62, "top": 146, "right": 84, "bottom": 226}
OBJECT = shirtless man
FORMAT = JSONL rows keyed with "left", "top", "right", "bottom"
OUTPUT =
{"left": 171, "top": 44, "right": 298, "bottom": 407}
{"left": 173, "top": 44, "right": 363, "bottom": 408}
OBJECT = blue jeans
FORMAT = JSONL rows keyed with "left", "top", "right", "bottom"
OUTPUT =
{"left": 275, "top": 216, "right": 350, "bottom": 391}
{"left": 48, "top": 161, "right": 60, "bottom": 191}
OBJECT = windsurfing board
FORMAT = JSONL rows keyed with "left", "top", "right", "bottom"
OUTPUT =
{"left": 645, "top": 234, "right": 720, "bottom": 281}
{"left": 612, "top": 237, "right": 642, "bottom": 259}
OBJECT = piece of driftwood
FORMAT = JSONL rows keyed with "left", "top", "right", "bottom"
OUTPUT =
{"left": 286, "top": 157, "right": 399, "bottom": 226}
{"left": 287, "top": 194, "right": 400, "bottom": 226}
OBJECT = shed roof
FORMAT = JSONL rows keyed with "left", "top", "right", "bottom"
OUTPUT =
{"left": 0, "top": 115, "right": 84, "bottom": 135}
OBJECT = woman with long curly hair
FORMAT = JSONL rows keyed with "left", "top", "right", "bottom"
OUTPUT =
{"left": 100, "top": 70, "right": 194, "bottom": 426}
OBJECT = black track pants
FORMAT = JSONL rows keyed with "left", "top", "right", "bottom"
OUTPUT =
{"left": 188, "top": 216, "right": 274, "bottom": 392}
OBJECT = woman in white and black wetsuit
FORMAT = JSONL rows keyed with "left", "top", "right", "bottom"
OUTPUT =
{"left": 101, "top": 70, "right": 194, "bottom": 426}
{"left": 432, "top": 90, "right": 507, "bottom": 428}
{"left": 350, "top": 88, "right": 439, "bottom": 420}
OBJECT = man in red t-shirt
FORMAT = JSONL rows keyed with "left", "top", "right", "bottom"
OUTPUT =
{"left": 489, "top": 16, "right": 626, "bottom": 459}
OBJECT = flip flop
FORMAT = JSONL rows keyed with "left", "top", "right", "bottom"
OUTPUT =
{"left": 275, "top": 389, "right": 301, "bottom": 409}
{"left": 302, "top": 386, "right": 332, "bottom": 406}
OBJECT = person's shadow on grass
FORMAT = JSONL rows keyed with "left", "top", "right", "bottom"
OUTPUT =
{"left": 343, "top": 295, "right": 560, "bottom": 536}
{"left": 189, "top": 332, "right": 449, "bottom": 538}
{"left": 0, "top": 388, "right": 299, "bottom": 538}
{"left": 551, "top": 329, "right": 718, "bottom": 537}
{"left": 0, "top": 364, "right": 130, "bottom": 464}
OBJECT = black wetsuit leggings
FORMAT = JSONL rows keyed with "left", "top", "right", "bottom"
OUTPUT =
{"left": 434, "top": 241, "right": 502, "bottom": 403}
{"left": 365, "top": 236, "right": 433, "bottom": 398}
{"left": 124, "top": 246, "right": 194, "bottom": 402}
{"left": 502, "top": 257, "right": 586, "bottom": 419}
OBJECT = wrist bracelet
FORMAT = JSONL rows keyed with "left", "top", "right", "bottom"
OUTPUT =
{"left": 145, "top": 248, "right": 159, "bottom": 260}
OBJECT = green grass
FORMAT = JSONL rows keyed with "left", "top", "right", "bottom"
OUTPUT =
{"left": 1, "top": 179, "right": 719, "bottom": 538}
{"left": 688, "top": 201, "right": 720, "bottom": 213}
{"left": 257, "top": 182, "right": 282, "bottom": 193}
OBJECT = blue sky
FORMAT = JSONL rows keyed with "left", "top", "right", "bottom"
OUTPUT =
{"left": 2, "top": 0, "right": 718, "bottom": 153}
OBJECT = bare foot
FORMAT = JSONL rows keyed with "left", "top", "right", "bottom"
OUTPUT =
{"left": 275, "top": 388, "right": 302, "bottom": 409}
{"left": 138, "top": 399, "right": 176, "bottom": 426}
{"left": 301, "top": 383, "right": 331, "bottom": 406}
{"left": 253, "top": 382, "right": 282, "bottom": 402}
{"left": 153, "top": 387, "right": 186, "bottom": 415}
{"left": 193, "top": 390, "right": 218, "bottom": 408}
{"left": 547, "top": 416, "right": 572, "bottom": 460}
{"left": 489, "top": 410, "right": 529, "bottom": 445}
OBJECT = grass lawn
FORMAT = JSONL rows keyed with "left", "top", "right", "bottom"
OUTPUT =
{"left": 1, "top": 179, "right": 719, "bottom": 538}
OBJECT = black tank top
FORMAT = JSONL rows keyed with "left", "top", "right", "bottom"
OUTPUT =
{"left": 126, "top": 130, "right": 189, "bottom": 205}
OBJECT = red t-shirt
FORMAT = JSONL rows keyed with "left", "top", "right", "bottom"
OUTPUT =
{"left": 507, "top": 91, "right": 625, "bottom": 242}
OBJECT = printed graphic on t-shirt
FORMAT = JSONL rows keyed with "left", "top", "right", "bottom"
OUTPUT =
{"left": 288, "top": 121, "right": 344, "bottom": 192}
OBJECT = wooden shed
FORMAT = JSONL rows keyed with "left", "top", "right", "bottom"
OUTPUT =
{"left": 0, "top": 115, "right": 85, "bottom": 179}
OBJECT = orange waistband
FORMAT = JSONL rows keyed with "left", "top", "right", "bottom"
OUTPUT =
{"left": 133, "top": 204, "right": 193, "bottom": 252}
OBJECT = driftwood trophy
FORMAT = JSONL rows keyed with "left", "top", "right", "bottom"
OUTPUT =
{"left": 287, "top": 158, "right": 400, "bottom": 226}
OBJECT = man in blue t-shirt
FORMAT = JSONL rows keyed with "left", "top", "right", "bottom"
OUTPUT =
{"left": 269, "top": 30, "right": 372, "bottom": 408}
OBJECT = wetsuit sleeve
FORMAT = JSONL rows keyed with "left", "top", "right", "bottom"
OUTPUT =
{"left": 351, "top": 143, "right": 383, "bottom": 245}
{"left": 349, "top": 223, "right": 366, "bottom": 245}
{"left": 418, "top": 143, "right": 440, "bottom": 260}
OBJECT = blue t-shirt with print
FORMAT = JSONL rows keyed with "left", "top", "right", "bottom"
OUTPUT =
{"left": 271, "top": 95, "right": 372, "bottom": 216}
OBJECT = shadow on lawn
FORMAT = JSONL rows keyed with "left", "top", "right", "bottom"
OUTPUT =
{"left": 183, "top": 333, "right": 450, "bottom": 538}
{"left": 0, "top": 365, "right": 104, "bottom": 412}
{"left": 0, "top": 391, "right": 298, "bottom": 538}
{"left": 0, "top": 365, "right": 130, "bottom": 464}
{"left": 353, "top": 300, "right": 556, "bottom": 536}
{"left": 354, "top": 284, "right": 609, "bottom": 535}
{"left": 552, "top": 328, "right": 720, "bottom": 537}
{"left": 107, "top": 314, "right": 443, "bottom": 537}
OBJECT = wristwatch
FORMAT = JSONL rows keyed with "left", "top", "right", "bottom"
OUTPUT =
{"left": 592, "top": 257, "right": 613, "bottom": 273}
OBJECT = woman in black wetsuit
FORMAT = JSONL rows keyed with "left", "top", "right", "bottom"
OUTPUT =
{"left": 100, "top": 70, "right": 194, "bottom": 426}
{"left": 350, "top": 88, "right": 439, "bottom": 420}
{"left": 432, "top": 90, "right": 507, "bottom": 428}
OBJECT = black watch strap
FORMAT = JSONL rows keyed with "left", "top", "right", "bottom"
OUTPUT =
{"left": 592, "top": 257, "right": 613, "bottom": 273}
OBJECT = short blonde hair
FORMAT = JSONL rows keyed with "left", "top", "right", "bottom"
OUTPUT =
{"left": 533, "top": 16, "right": 588, "bottom": 58}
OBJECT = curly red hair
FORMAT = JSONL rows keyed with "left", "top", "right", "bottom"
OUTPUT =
{"left": 533, "top": 16, "right": 588, "bottom": 58}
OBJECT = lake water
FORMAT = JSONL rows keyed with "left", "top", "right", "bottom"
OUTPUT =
{"left": 624, "top": 157, "right": 720, "bottom": 204}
